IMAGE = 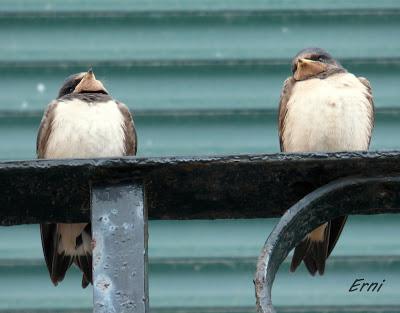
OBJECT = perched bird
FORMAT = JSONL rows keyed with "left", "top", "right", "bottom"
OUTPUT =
{"left": 37, "top": 69, "right": 137, "bottom": 287}
{"left": 278, "top": 48, "right": 374, "bottom": 275}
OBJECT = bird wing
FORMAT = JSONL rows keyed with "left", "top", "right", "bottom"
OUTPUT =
{"left": 74, "top": 224, "right": 93, "bottom": 288}
{"left": 358, "top": 76, "right": 375, "bottom": 148}
{"left": 40, "top": 224, "right": 74, "bottom": 285}
{"left": 278, "top": 77, "right": 296, "bottom": 152}
{"left": 37, "top": 101, "right": 74, "bottom": 285}
{"left": 327, "top": 215, "right": 347, "bottom": 257}
{"left": 36, "top": 101, "right": 58, "bottom": 158}
{"left": 117, "top": 101, "right": 138, "bottom": 156}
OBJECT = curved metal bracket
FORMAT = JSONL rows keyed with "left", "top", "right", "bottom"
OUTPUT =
{"left": 254, "top": 176, "right": 400, "bottom": 313}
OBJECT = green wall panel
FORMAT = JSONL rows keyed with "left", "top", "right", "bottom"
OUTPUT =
{"left": 1, "top": 1, "right": 400, "bottom": 312}
{"left": 0, "top": 61, "right": 399, "bottom": 113}
{"left": 0, "top": 216, "right": 400, "bottom": 310}
{"left": 1, "top": 215, "right": 400, "bottom": 262}
{"left": 5, "top": 259, "right": 400, "bottom": 310}
{"left": 0, "top": 112, "right": 398, "bottom": 160}
{"left": 1, "top": 13, "right": 400, "bottom": 62}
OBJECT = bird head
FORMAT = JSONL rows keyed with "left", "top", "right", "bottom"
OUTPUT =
{"left": 291, "top": 48, "right": 343, "bottom": 81}
{"left": 57, "top": 69, "right": 108, "bottom": 98}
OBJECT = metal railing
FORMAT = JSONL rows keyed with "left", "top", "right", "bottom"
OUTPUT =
{"left": 1, "top": 151, "right": 399, "bottom": 312}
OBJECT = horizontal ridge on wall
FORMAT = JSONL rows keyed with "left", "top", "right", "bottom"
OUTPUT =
{"left": 1, "top": 0, "right": 400, "bottom": 14}
{"left": 1, "top": 13, "right": 400, "bottom": 62}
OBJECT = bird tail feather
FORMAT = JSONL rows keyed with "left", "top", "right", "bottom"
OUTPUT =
{"left": 290, "top": 216, "right": 347, "bottom": 275}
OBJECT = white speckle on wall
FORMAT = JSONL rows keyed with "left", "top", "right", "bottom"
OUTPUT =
{"left": 37, "top": 83, "right": 46, "bottom": 94}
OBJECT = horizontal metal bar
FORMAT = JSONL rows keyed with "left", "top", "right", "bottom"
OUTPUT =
{"left": 1, "top": 152, "right": 400, "bottom": 225}
{"left": 254, "top": 176, "right": 400, "bottom": 313}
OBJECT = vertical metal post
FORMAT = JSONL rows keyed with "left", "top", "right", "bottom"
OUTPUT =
{"left": 91, "top": 181, "right": 148, "bottom": 313}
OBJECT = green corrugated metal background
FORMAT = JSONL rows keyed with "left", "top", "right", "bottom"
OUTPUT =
{"left": 1, "top": 1, "right": 400, "bottom": 312}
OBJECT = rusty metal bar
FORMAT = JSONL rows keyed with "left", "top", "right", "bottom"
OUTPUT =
{"left": 254, "top": 176, "right": 400, "bottom": 313}
{"left": 91, "top": 181, "right": 148, "bottom": 313}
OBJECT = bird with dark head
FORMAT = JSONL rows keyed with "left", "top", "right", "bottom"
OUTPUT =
{"left": 291, "top": 47, "right": 344, "bottom": 81}
{"left": 278, "top": 48, "right": 374, "bottom": 276}
{"left": 37, "top": 69, "right": 137, "bottom": 288}
{"left": 57, "top": 69, "right": 108, "bottom": 98}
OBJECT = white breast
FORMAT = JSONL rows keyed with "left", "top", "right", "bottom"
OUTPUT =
{"left": 45, "top": 99, "right": 125, "bottom": 158}
{"left": 283, "top": 73, "right": 373, "bottom": 152}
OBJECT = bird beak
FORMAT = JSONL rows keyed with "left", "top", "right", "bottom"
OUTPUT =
{"left": 86, "top": 68, "right": 95, "bottom": 79}
{"left": 293, "top": 58, "right": 327, "bottom": 81}
{"left": 73, "top": 69, "right": 108, "bottom": 94}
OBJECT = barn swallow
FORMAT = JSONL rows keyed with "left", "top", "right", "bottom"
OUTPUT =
{"left": 278, "top": 48, "right": 374, "bottom": 275}
{"left": 37, "top": 69, "right": 137, "bottom": 287}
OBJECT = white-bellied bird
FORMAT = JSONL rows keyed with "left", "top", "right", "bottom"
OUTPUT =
{"left": 37, "top": 69, "right": 137, "bottom": 287}
{"left": 278, "top": 48, "right": 374, "bottom": 275}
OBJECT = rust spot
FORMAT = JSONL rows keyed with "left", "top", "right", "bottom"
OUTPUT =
{"left": 96, "top": 276, "right": 112, "bottom": 292}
